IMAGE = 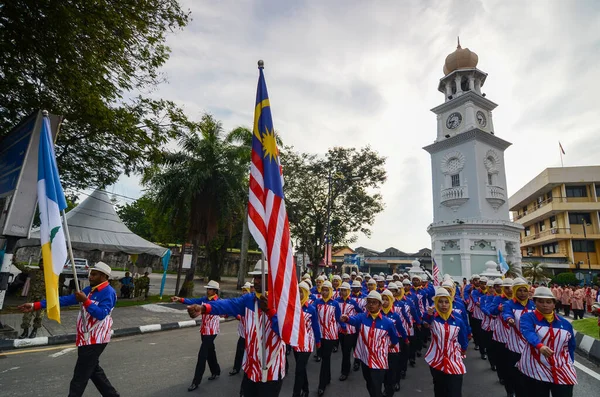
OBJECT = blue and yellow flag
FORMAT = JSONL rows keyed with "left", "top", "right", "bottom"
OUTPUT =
{"left": 37, "top": 115, "right": 68, "bottom": 323}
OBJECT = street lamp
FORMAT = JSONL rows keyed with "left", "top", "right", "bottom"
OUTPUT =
{"left": 582, "top": 222, "right": 592, "bottom": 281}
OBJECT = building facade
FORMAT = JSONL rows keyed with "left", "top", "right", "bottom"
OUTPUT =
{"left": 423, "top": 40, "right": 523, "bottom": 280}
{"left": 508, "top": 166, "right": 600, "bottom": 279}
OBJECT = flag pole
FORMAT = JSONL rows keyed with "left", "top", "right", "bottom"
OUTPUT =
{"left": 559, "top": 142, "right": 564, "bottom": 167}
{"left": 61, "top": 209, "right": 81, "bottom": 293}
{"left": 260, "top": 250, "right": 267, "bottom": 380}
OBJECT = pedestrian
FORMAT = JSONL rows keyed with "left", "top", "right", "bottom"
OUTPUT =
{"left": 335, "top": 281, "right": 363, "bottom": 381}
{"left": 331, "top": 275, "right": 342, "bottom": 299}
{"left": 560, "top": 285, "right": 572, "bottom": 317}
{"left": 171, "top": 280, "right": 222, "bottom": 391}
{"left": 339, "top": 291, "right": 399, "bottom": 397}
{"left": 138, "top": 271, "right": 150, "bottom": 299}
{"left": 230, "top": 282, "right": 252, "bottom": 376}
{"left": 486, "top": 278, "right": 514, "bottom": 389}
{"left": 424, "top": 287, "right": 469, "bottom": 397}
{"left": 402, "top": 278, "right": 422, "bottom": 368}
{"left": 18, "top": 262, "right": 119, "bottom": 397}
{"left": 517, "top": 287, "right": 577, "bottom": 397}
{"left": 292, "top": 281, "right": 322, "bottom": 397}
{"left": 551, "top": 284, "right": 562, "bottom": 313}
{"left": 185, "top": 262, "right": 286, "bottom": 397}
{"left": 392, "top": 281, "right": 418, "bottom": 378}
{"left": 18, "top": 259, "right": 45, "bottom": 339}
{"left": 381, "top": 289, "right": 408, "bottom": 396}
{"left": 119, "top": 272, "right": 133, "bottom": 299}
{"left": 313, "top": 280, "right": 343, "bottom": 396}
{"left": 481, "top": 278, "right": 502, "bottom": 371}
{"left": 571, "top": 286, "right": 585, "bottom": 320}
{"left": 502, "top": 277, "right": 535, "bottom": 397}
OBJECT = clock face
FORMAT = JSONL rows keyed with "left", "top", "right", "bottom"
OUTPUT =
{"left": 446, "top": 112, "right": 462, "bottom": 129}
{"left": 476, "top": 111, "right": 487, "bottom": 127}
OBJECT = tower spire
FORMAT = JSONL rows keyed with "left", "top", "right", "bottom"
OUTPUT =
{"left": 457, "top": 36, "right": 461, "bottom": 48}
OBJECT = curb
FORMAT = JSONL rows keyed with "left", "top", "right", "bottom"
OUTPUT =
{"left": 0, "top": 317, "right": 234, "bottom": 352}
{"left": 574, "top": 331, "right": 600, "bottom": 366}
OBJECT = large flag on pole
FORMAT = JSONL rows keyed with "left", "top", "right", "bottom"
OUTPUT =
{"left": 37, "top": 114, "right": 68, "bottom": 323}
{"left": 432, "top": 258, "right": 441, "bottom": 286}
{"left": 247, "top": 62, "right": 304, "bottom": 347}
{"left": 498, "top": 249, "right": 509, "bottom": 275}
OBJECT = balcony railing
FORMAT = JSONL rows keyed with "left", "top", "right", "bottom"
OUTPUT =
{"left": 441, "top": 186, "right": 469, "bottom": 211}
{"left": 486, "top": 185, "right": 505, "bottom": 210}
{"left": 514, "top": 196, "right": 600, "bottom": 220}
{"left": 522, "top": 227, "right": 571, "bottom": 243}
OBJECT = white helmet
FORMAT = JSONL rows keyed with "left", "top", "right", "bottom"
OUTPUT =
{"left": 532, "top": 286, "right": 556, "bottom": 300}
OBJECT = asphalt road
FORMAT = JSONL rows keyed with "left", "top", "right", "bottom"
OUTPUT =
{"left": 1, "top": 320, "right": 599, "bottom": 397}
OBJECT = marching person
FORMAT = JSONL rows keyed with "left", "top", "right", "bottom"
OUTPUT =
{"left": 313, "top": 280, "right": 343, "bottom": 396}
{"left": 335, "top": 281, "right": 363, "bottom": 381}
{"left": 502, "top": 277, "right": 535, "bottom": 397}
{"left": 471, "top": 276, "right": 488, "bottom": 359}
{"left": 331, "top": 275, "right": 342, "bottom": 299}
{"left": 293, "top": 281, "right": 322, "bottom": 397}
{"left": 230, "top": 282, "right": 252, "bottom": 376}
{"left": 560, "top": 285, "right": 573, "bottom": 317}
{"left": 381, "top": 289, "right": 409, "bottom": 396}
{"left": 339, "top": 291, "right": 399, "bottom": 397}
{"left": 571, "top": 285, "right": 585, "bottom": 320}
{"left": 402, "top": 278, "right": 422, "bottom": 368}
{"left": 171, "top": 280, "right": 222, "bottom": 391}
{"left": 391, "top": 281, "right": 417, "bottom": 378}
{"left": 18, "top": 262, "right": 119, "bottom": 397}
{"left": 185, "top": 262, "right": 286, "bottom": 397}
{"left": 423, "top": 287, "right": 469, "bottom": 397}
{"left": 517, "top": 287, "right": 577, "bottom": 397}
{"left": 486, "top": 278, "right": 514, "bottom": 388}
{"left": 18, "top": 259, "right": 45, "bottom": 339}
{"left": 480, "top": 278, "right": 500, "bottom": 370}
{"left": 311, "top": 275, "right": 325, "bottom": 299}
{"left": 464, "top": 275, "right": 480, "bottom": 350}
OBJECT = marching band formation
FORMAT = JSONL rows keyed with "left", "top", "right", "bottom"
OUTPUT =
{"left": 19, "top": 262, "right": 584, "bottom": 397}
{"left": 179, "top": 268, "right": 580, "bottom": 397}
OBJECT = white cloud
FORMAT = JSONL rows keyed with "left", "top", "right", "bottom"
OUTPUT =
{"left": 110, "top": 0, "right": 600, "bottom": 253}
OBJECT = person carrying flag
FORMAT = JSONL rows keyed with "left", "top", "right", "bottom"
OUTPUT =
{"left": 293, "top": 281, "right": 321, "bottom": 397}
{"left": 18, "top": 262, "right": 119, "bottom": 397}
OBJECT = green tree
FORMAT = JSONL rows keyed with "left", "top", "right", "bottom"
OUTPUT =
{"left": 280, "top": 146, "right": 386, "bottom": 273}
{"left": 0, "top": 0, "right": 191, "bottom": 190}
{"left": 550, "top": 272, "right": 579, "bottom": 286}
{"left": 522, "top": 261, "right": 551, "bottom": 284}
{"left": 505, "top": 261, "right": 521, "bottom": 279}
{"left": 143, "top": 114, "right": 248, "bottom": 295}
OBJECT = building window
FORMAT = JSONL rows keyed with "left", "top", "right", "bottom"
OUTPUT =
{"left": 572, "top": 240, "right": 595, "bottom": 253}
{"left": 596, "top": 185, "right": 600, "bottom": 199}
{"left": 525, "top": 226, "right": 531, "bottom": 237}
{"left": 522, "top": 206, "right": 528, "bottom": 215}
{"left": 542, "top": 243, "right": 559, "bottom": 254}
{"left": 539, "top": 221, "right": 546, "bottom": 232}
{"left": 550, "top": 216, "right": 557, "bottom": 228}
{"left": 568, "top": 212, "right": 591, "bottom": 225}
{"left": 566, "top": 185, "right": 587, "bottom": 197}
{"left": 547, "top": 190, "right": 553, "bottom": 199}
{"left": 488, "top": 173, "right": 493, "bottom": 185}
{"left": 451, "top": 174, "right": 460, "bottom": 187}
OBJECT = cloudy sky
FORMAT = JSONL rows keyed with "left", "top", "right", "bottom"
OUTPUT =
{"left": 110, "top": 0, "right": 600, "bottom": 253}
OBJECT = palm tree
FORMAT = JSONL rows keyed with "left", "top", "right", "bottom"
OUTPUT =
{"left": 505, "top": 261, "right": 521, "bottom": 278}
{"left": 521, "top": 261, "right": 551, "bottom": 284}
{"left": 144, "top": 114, "right": 248, "bottom": 295}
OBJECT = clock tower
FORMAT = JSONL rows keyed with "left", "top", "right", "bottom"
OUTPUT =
{"left": 423, "top": 39, "right": 523, "bottom": 279}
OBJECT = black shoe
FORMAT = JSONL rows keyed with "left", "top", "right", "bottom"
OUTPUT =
{"left": 400, "top": 371, "right": 406, "bottom": 379}
{"left": 318, "top": 389, "right": 325, "bottom": 397}
{"left": 315, "top": 356, "right": 322, "bottom": 362}
{"left": 474, "top": 345, "right": 479, "bottom": 351}
{"left": 333, "top": 346, "right": 338, "bottom": 353}
{"left": 499, "top": 378, "right": 505, "bottom": 385}
{"left": 208, "top": 374, "right": 219, "bottom": 380}
{"left": 481, "top": 354, "right": 487, "bottom": 360}
{"left": 409, "top": 360, "right": 416, "bottom": 368}
{"left": 491, "top": 365, "right": 497, "bottom": 371}
{"left": 28, "top": 328, "right": 38, "bottom": 339}
{"left": 339, "top": 375, "right": 348, "bottom": 381}
{"left": 416, "top": 351, "right": 421, "bottom": 357}
{"left": 394, "top": 382, "right": 401, "bottom": 391}
{"left": 187, "top": 383, "right": 198, "bottom": 391}
{"left": 229, "top": 369, "right": 239, "bottom": 376}
{"left": 353, "top": 362, "right": 360, "bottom": 371}
{"left": 18, "top": 328, "right": 29, "bottom": 339}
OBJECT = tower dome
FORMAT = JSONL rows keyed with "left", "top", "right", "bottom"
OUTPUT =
{"left": 443, "top": 37, "right": 478, "bottom": 75}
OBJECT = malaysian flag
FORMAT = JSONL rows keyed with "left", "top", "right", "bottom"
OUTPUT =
{"left": 432, "top": 258, "right": 441, "bottom": 287}
{"left": 247, "top": 62, "right": 304, "bottom": 347}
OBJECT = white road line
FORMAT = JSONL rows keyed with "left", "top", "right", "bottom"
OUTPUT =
{"left": 49, "top": 348, "right": 76, "bottom": 358}
{"left": 575, "top": 360, "right": 600, "bottom": 382}
{"left": 0, "top": 367, "right": 20, "bottom": 374}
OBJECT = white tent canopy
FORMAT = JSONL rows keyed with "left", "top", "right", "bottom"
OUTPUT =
{"left": 17, "top": 189, "right": 168, "bottom": 257}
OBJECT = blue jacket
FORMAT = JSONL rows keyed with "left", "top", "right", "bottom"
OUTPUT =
{"left": 383, "top": 309, "right": 408, "bottom": 341}
{"left": 41, "top": 282, "right": 116, "bottom": 321}
{"left": 303, "top": 302, "right": 321, "bottom": 346}
{"left": 520, "top": 311, "right": 576, "bottom": 362}
{"left": 346, "top": 312, "right": 399, "bottom": 347}
{"left": 204, "top": 293, "right": 280, "bottom": 335}
{"left": 423, "top": 312, "right": 469, "bottom": 351}
{"left": 395, "top": 297, "right": 421, "bottom": 325}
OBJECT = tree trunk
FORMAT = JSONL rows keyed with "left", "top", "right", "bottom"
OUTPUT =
{"left": 179, "top": 235, "right": 200, "bottom": 297}
{"left": 237, "top": 206, "right": 250, "bottom": 289}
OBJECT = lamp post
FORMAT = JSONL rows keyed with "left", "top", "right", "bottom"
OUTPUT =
{"left": 583, "top": 222, "right": 592, "bottom": 281}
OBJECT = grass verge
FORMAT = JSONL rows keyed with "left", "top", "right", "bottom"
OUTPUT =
{"left": 572, "top": 317, "right": 600, "bottom": 340}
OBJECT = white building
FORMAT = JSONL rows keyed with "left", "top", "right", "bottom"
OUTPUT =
{"left": 423, "top": 40, "right": 523, "bottom": 279}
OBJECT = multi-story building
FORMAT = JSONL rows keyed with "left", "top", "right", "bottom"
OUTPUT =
{"left": 508, "top": 166, "right": 600, "bottom": 278}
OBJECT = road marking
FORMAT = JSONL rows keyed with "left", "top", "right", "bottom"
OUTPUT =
{"left": 140, "top": 324, "right": 161, "bottom": 333}
{"left": 0, "top": 367, "right": 20, "bottom": 374}
{"left": 49, "top": 347, "right": 76, "bottom": 358}
{"left": 575, "top": 360, "right": 600, "bottom": 382}
{"left": 0, "top": 345, "right": 76, "bottom": 356}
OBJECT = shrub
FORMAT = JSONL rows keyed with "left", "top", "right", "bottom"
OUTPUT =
{"left": 550, "top": 272, "right": 578, "bottom": 286}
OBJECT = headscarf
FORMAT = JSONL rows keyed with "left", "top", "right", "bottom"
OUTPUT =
{"left": 299, "top": 282, "right": 310, "bottom": 306}
{"left": 434, "top": 288, "right": 453, "bottom": 321}
{"left": 512, "top": 278, "right": 530, "bottom": 307}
